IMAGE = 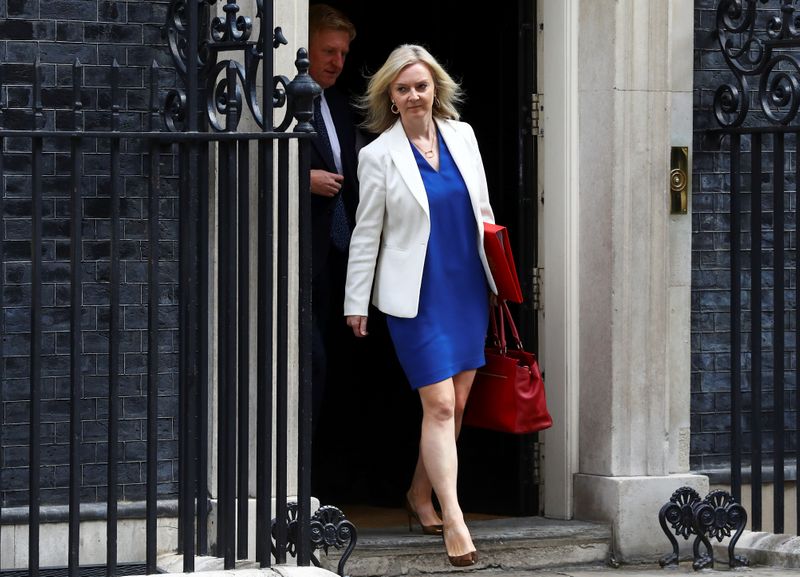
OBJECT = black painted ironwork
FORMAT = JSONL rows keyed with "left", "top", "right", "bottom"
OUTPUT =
{"left": 692, "top": 490, "right": 749, "bottom": 570}
{"left": 237, "top": 137, "right": 251, "bottom": 562}
{"left": 796, "top": 133, "right": 800, "bottom": 535}
{"left": 310, "top": 505, "right": 358, "bottom": 576}
{"left": 107, "top": 59, "right": 122, "bottom": 577}
{"left": 29, "top": 58, "right": 44, "bottom": 577}
{"left": 288, "top": 47, "right": 320, "bottom": 569}
{"left": 713, "top": 0, "right": 800, "bottom": 128}
{"left": 146, "top": 61, "right": 162, "bottom": 575}
{"left": 658, "top": 487, "right": 748, "bottom": 571}
{"left": 68, "top": 59, "right": 84, "bottom": 577}
{"left": 255, "top": 2, "right": 277, "bottom": 566}
{"left": 0, "top": 1, "right": 350, "bottom": 574}
{"left": 658, "top": 487, "right": 701, "bottom": 567}
{"left": 0, "top": 58, "right": 5, "bottom": 577}
{"left": 729, "top": 132, "right": 742, "bottom": 509}
{"left": 773, "top": 132, "right": 786, "bottom": 534}
{"left": 272, "top": 502, "right": 358, "bottom": 577}
{"left": 164, "top": 0, "right": 289, "bottom": 133}
{"left": 751, "top": 132, "right": 764, "bottom": 533}
{"left": 707, "top": 0, "right": 800, "bottom": 539}
{"left": 178, "top": 2, "right": 200, "bottom": 569}
{"left": 0, "top": 564, "right": 151, "bottom": 577}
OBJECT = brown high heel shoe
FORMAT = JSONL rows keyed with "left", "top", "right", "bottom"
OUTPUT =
{"left": 442, "top": 526, "right": 478, "bottom": 567}
{"left": 404, "top": 496, "right": 443, "bottom": 535}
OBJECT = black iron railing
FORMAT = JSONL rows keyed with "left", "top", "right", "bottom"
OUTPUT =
{"left": 706, "top": 0, "right": 800, "bottom": 536}
{"left": 0, "top": 1, "right": 352, "bottom": 575}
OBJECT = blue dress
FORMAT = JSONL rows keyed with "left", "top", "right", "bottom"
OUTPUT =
{"left": 386, "top": 133, "right": 490, "bottom": 389}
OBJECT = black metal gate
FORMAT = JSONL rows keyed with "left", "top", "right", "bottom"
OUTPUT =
{"left": 707, "top": 0, "right": 800, "bottom": 536}
{"left": 0, "top": 2, "right": 350, "bottom": 575}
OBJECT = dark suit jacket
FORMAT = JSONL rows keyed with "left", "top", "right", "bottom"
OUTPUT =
{"left": 310, "top": 86, "right": 360, "bottom": 282}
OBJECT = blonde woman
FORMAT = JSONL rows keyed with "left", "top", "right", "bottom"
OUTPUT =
{"left": 344, "top": 44, "right": 498, "bottom": 568}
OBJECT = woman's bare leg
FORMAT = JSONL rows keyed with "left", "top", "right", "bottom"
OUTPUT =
{"left": 452, "top": 369, "right": 476, "bottom": 435}
{"left": 407, "top": 369, "right": 476, "bottom": 526}
{"left": 407, "top": 455, "right": 442, "bottom": 527}
{"left": 416, "top": 374, "right": 476, "bottom": 558}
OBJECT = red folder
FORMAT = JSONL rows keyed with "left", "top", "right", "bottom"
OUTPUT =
{"left": 483, "top": 222, "right": 524, "bottom": 303}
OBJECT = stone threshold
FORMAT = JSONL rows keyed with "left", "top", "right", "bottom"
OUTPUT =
{"left": 319, "top": 516, "right": 612, "bottom": 577}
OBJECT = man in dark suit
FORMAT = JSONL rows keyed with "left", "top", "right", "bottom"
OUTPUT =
{"left": 308, "top": 4, "right": 359, "bottom": 434}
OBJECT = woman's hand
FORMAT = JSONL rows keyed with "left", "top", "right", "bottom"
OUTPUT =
{"left": 346, "top": 315, "right": 369, "bottom": 337}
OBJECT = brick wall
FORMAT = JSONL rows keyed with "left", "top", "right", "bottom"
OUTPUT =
{"left": 0, "top": 0, "right": 180, "bottom": 506}
{"left": 692, "top": 0, "right": 798, "bottom": 472}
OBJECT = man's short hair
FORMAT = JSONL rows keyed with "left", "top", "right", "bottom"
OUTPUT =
{"left": 309, "top": 3, "right": 356, "bottom": 42}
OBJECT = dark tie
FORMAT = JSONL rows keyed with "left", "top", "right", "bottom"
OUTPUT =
{"left": 313, "top": 96, "right": 350, "bottom": 252}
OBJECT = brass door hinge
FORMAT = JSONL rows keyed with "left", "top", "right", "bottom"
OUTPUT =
{"left": 532, "top": 266, "right": 543, "bottom": 311}
{"left": 530, "top": 93, "right": 543, "bottom": 137}
{"left": 533, "top": 441, "right": 542, "bottom": 486}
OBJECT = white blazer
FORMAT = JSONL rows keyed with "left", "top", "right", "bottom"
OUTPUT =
{"left": 344, "top": 118, "right": 497, "bottom": 319}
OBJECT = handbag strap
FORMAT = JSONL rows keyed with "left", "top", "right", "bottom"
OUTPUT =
{"left": 500, "top": 300, "right": 524, "bottom": 351}
{"left": 497, "top": 299, "right": 507, "bottom": 354}
{"left": 487, "top": 301, "right": 501, "bottom": 348}
{"left": 487, "top": 299, "right": 525, "bottom": 354}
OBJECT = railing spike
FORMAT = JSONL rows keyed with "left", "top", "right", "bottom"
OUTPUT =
{"left": 73, "top": 60, "right": 83, "bottom": 96}
{"left": 0, "top": 60, "right": 5, "bottom": 126}
{"left": 111, "top": 60, "right": 120, "bottom": 131}
{"left": 149, "top": 61, "right": 160, "bottom": 132}
{"left": 73, "top": 59, "right": 83, "bottom": 133}
{"left": 32, "top": 58, "right": 43, "bottom": 129}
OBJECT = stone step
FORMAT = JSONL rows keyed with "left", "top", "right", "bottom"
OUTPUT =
{"left": 318, "top": 516, "right": 612, "bottom": 577}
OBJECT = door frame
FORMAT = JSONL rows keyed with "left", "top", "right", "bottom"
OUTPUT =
{"left": 305, "top": 0, "right": 561, "bottom": 517}
{"left": 539, "top": 0, "right": 581, "bottom": 520}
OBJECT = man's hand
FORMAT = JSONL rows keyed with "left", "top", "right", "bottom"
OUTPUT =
{"left": 311, "top": 169, "right": 345, "bottom": 197}
{"left": 346, "top": 315, "right": 368, "bottom": 337}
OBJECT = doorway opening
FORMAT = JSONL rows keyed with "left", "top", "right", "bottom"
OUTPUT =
{"left": 310, "top": 0, "right": 541, "bottom": 518}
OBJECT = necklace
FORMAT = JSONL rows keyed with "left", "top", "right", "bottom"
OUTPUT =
{"left": 412, "top": 131, "right": 437, "bottom": 159}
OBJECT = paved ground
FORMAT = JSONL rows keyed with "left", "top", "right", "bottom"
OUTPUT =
{"left": 430, "top": 564, "right": 800, "bottom": 576}
{"left": 329, "top": 512, "right": 800, "bottom": 577}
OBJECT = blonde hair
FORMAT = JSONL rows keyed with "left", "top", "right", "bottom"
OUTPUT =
{"left": 358, "top": 44, "right": 463, "bottom": 134}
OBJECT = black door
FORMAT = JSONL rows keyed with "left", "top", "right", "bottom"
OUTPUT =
{"left": 311, "top": 0, "right": 540, "bottom": 517}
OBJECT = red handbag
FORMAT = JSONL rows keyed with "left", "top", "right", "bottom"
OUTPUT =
{"left": 463, "top": 300, "right": 552, "bottom": 434}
